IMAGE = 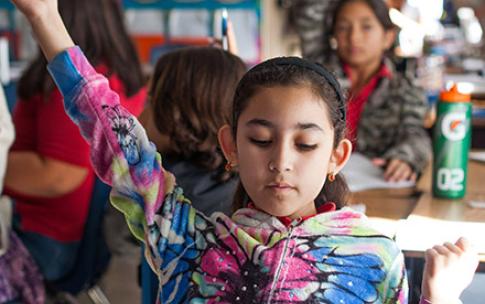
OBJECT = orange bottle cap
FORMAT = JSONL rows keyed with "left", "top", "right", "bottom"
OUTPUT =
{"left": 440, "top": 84, "right": 471, "bottom": 102}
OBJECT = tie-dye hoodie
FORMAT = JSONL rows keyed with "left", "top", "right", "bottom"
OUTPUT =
{"left": 47, "top": 47, "right": 408, "bottom": 304}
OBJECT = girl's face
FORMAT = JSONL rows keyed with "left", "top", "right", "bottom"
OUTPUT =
{"left": 227, "top": 86, "right": 348, "bottom": 219}
{"left": 334, "top": 1, "right": 394, "bottom": 68}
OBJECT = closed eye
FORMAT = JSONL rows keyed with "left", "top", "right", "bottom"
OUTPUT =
{"left": 249, "top": 138, "right": 272, "bottom": 147}
{"left": 297, "top": 143, "right": 318, "bottom": 151}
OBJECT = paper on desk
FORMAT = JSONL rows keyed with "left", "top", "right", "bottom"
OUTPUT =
{"left": 341, "top": 153, "right": 415, "bottom": 192}
{"left": 470, "top": 151, "right": 485, "bottom": 163}
{"left": 395, "top": 215, "right": 485, "bottom": 253}
{"left": 368, "top": 217, "right": 404, "bottom": 239}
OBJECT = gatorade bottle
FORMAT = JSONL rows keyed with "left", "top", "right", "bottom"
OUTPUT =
{"left": 432, "top": 84, "right": 472, "bottom": 199}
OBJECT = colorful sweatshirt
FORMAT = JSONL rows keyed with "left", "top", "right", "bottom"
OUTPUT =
{"left": 47, "top": 47, "right": 408, "bottom": 303}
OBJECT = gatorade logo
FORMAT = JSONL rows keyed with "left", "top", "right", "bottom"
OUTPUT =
{"left": 441, "top": 112, "right": 467, "bottom": 141}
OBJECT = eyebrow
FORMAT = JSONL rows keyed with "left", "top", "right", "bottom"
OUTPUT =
{"left": 246, "top": 119, "right": 324, "bottom": 132}
{"left": 297, "top": 122, "right": 324, "bottom": 132}
{"left": 338, "top": 16, "right": 374, "bottom": 23}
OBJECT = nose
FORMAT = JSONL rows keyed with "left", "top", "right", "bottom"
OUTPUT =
{"left": 349, "top": 26, "right": 361, "bottom": 44}
{"left": 268, "top": 141, "right": 293, "bottom": 173}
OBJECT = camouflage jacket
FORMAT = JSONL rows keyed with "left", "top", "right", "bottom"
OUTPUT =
{"left": 290, "top": 0, "right": 338, "bottom": 62}
{"left": 329, "top": 56, "right": 432, "bottom": 173}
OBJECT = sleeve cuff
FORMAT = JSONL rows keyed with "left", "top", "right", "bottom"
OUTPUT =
{"left": 47, "top": 46, "right": 97, "bottom": 98}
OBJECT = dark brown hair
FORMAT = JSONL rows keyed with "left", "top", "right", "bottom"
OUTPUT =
{"left": 231, "top": 58, "right": 349, "bottom": 213}
{"left": 18, "top": 0, "right": 144, "bottom": 99}
{"left": 325, "top": 0, "right": 396, "bottom": 58}
{"left": 329, "top": 0, "right": 396, "bottom": 34}
{"left": 149, "top": 47, "right": 246, "bottom": 182}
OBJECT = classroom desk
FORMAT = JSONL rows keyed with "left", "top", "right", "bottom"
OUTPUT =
{"left": 349, "top": 158, "right": 485, "bottom": 303}
{"left": 349, "top": 159, "right": 485, "bottom": 261}
{"left": 406, "top": 160, "right": 485, "bottom": 262}
{"left": 349, "top": 187, "right": 418, "bottom": 220}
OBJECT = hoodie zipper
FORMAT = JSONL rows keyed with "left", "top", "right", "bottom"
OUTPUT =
{"left": 266, "top": 217, "right": 302, "bottom": 303}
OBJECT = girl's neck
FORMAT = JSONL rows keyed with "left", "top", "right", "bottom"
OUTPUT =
{"left": 346, "top": 59, "right": 383, "bottom": 94}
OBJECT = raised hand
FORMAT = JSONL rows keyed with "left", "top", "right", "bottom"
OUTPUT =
{"left": 421, "top": 237, "right": 479, "bottom": 304}
{"left": 226, "top": 21, "right": 239, "bottom": 55}
{"left": 9, "top": 0, "right": 55, "bottom": 22}
{"left": 10, "top": 0, "right": 74, "bottom": 61}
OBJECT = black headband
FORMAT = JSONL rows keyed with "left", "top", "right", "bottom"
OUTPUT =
{"left": 250, "top": 57, "right": 346, "bottom": 122}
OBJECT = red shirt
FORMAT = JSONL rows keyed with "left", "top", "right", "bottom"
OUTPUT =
{"left": 7, "top": 66, "right": 146, "bottom": 242}
{"left": 248, "top": 202, "right": 337, "bottom": 227}
{"left": 344, "top": 63, "right": 392, "bottom": 146}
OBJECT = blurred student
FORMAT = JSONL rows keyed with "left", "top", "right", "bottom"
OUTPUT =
{"left": 0, "top": 86, "right": 44, "bottom": 304}
{"left": 294, "top": 0, "right": 431, "bottom": 182}
{"left": 4, "top": 0, "right": 146, "bottom": 281}
{"left": 0, "top": 86, "right": 14, "bottom": 192}
{"left": 139, "top": 47, "right": 246, "bottom": 216}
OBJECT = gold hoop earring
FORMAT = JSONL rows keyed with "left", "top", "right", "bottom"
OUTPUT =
{"left": 328, "top": 172, "right": 336, "bottom": 182}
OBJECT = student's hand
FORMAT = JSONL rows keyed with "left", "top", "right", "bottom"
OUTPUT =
{"left": 372, "top": 158, "right": 417, "bottom": 182}
{"left": 226, "top": 21, "right": 239, "bottom": 55}
{"left": 10, "top": 0, "right": 53, "bottom": 21}
{"left": 421, "top": 237, "right": 479, "bottom": 304}
{"left": 10, "top": 0, "right": 74, "bottom": 61}
{"left": 210, "top": 20, "right": 239, "bottom": 55}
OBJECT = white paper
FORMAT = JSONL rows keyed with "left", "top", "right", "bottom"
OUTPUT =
{"left": 469, "top": 151, "right": 485, "bottom": 163}
{"left": 341, "top": 153, "right": 415, "bottom": 192}
{"left": 396, "top": 215, "right": 485, "bottom": 253}
{"left": 368, "top": 217, "right": 404, "bottom": 239}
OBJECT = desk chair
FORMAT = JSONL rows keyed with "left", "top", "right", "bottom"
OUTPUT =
{"left": 49, "top": 177, "right": 112, "bottom": 304}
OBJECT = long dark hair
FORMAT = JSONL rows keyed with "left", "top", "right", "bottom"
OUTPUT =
{"left": 17, "top": 0, "right": 144, "bottom": 99}
{"left": 150, "top": 47, "right": 246, "bottom": 182}
{"left": 231, "top": 58, "right": 349, "bottom": 213}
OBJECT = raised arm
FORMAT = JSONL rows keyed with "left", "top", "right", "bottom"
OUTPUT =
{"left": 10, "top": 0, "right": 215, "bottom": 276}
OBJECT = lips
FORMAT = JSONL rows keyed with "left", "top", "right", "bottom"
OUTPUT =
{"left": 266, "top": 181, "right": 295, "bottom": 190}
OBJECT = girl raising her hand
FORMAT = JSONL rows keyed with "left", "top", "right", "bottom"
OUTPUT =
{"left": 11, "top": 0, "right": 408, "bottom": 302}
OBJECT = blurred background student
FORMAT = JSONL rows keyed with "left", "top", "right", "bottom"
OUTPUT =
{"left": 0, "top": 85, "right": 45, "bottom": 304}
{"left": 3, "top": 0, "right": 146, "bottom": 282}
{"left": 293, "top": 0, "right": 431, "bottom": 182}
{"left": 139, "top": 46, "right": 246, "bottom": 217}
{"left": 0, "top": 86, "right": 14, "bottom": 193}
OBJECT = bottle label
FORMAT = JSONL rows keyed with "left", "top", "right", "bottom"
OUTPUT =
{"left": 441, "top": 112, "right": 467, "bottom": 141}
{"left": 436, "top": 168, "right": 465, "bottom": 191}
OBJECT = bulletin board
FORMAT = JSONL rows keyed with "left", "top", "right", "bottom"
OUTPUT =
{"left": 122, "top": 0, "right": 262, "bottom": 64}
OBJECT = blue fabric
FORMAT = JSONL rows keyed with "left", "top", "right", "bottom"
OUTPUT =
{"left": 141, "top": 249, "right": 158, "bottom": 304}
{"left": 13, "top": 226, "right": 79, "bottom": 281}
{"left": 51, "top": 178, "right": 112, "bottom": 294}
{"left": 2, "top": 82, "right": 16, "bottom": 112}
{"left": 47, "top": 48, "right": 83, "bottom": 98}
